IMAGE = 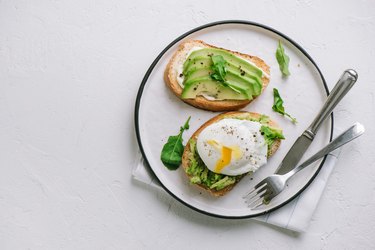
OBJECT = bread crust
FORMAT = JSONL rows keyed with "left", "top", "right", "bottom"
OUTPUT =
{"left": 164, "top": 40, "right": 270, "bottom": 111}
{"left": 181, "top": 111, "right": 281, "bottom": 197}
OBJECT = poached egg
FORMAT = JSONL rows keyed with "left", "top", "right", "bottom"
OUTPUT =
{"left": 196, "top": 118, "right": 267, "bottom": 176}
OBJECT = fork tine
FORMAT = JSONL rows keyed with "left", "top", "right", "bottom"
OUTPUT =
{"left": 254, "top": 179, "right": 267, "bottom": 189}
{"left": 251, "top": 201, "right": 264, "bottom": 210}
{"left": 247, "top": 189, "right": 267, "bottom": 208}
{"left": 244, "top": 184, "right": 268, "bottom": 203}
{"left": 245, "top": 187, "right": 267, "bottom": 205}
{"left": 242, "top": 188, "right": 256, "bottom": 199}
{"left": 251, "top": 194, "right": 270, "bottom": 210}
{"left": 242, "top": 181, "right": 267, "bottom": 199}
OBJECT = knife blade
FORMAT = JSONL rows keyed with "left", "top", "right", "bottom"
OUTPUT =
{"left": 275, "top": 69, "right": 358, "bottom": 175}
{"left": 275, "top": 132, "right": 313, "bottom": 175}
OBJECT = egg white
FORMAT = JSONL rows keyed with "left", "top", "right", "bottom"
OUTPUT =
{"left": 196, "top": 118, "right": 267, "bottom": 176}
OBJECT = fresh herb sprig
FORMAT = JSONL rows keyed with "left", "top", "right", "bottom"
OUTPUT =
{"left": 276, "top": 40, "right": 291, "bottom": 76}
{"left": 209, "top": 55, "right": 240, "bottom": 93}
{"left": 160, "top": 117, "right": 191, "bottom": 170}
{"left": 260, "top": 125, "right": 285, "bottom": 146}
{"left": 272, "top": 88, "right": 297, "bottom": 123}
{"left": 210, "top": 55, "right": 227, "bottom": 82}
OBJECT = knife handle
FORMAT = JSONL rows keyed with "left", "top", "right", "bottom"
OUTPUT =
{"left": 306, "top": 69, "right": 358, "bottom": 138}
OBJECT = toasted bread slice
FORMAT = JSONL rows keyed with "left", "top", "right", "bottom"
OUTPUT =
{"left": 164, "top": 40, "right": 270, "bottom": 111}
{"left": 181, "top": 111, "right": 282, "bottom": 197}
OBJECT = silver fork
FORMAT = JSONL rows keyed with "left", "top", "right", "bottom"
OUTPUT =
{"left": 243, "top": 122, "right": 365, "bottom": 209}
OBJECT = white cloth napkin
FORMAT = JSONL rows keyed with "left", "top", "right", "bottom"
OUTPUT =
{"left": 132, "top": 134, "right": 341, "bottom": 233}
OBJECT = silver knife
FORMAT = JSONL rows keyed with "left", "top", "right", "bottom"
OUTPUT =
{"left": 275, "top": 69, "right": 358, "bottom": 175}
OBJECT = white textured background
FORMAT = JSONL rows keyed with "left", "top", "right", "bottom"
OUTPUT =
{"left": 1, "top": 0, "right": 375, "bottom": 249}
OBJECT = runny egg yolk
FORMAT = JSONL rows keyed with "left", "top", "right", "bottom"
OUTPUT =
{"left": 207, "top": 140, "right": 243, "bottom": 173}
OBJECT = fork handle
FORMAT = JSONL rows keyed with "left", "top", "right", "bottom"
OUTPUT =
{"left": 283, "top": 123, "right": 365, "bottom": 180}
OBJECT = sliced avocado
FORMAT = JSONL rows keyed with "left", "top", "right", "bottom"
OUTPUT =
{"left": 224, "top": 70, "right": 262, "bottom": 96}
{"left": 187, "top": 48, "right": 263, "bottom": 78}
{"left": 184, "top": 67, "right": 261, "bottom": 97}
{"left": 231, "top": 74, "right": 262, "bottom": 96}
{"left": 231, "top": 64, "right": 263, "bottom": 89}
{"left": 184, "top": 67, "right": 213, "bottom": 80}
{"left": 181, "top": 48, "right": 265, "bottom": 100}
{"left": 186, "top": 68, "right": 255, "bottom": 98}
{"left": 181, "top": 77, "right": 250, "bottom": 100}
{"left": 184, "top": 56, "right": 263, "bottom": 91}
{"left": 183, "top": 56, "right": 211, "bottom": 74}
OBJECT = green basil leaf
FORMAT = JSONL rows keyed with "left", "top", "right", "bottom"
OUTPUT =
{"left": 209, "top": 55, "right": 241, "bottom": 93}
{"left": 160, "top": 116, "right": 191, "bottom": 170}
{"left": 210, "top": 55, "right": 227, "bottom": 82}
{"left": 272, "top": 88, "right": 297, "bottom": 123}
{"left": 276, "top": 40, "right": 291, "bottom": 76}
{"left": 260, "top": 125, "right": 285, "bottom": 146}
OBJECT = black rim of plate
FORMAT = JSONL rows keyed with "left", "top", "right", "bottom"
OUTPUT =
{"left": 134, "top": 20, "right": 334, "bottom": 219}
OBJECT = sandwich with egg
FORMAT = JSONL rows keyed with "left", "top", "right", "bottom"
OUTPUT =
{"left": 182, "top": 111, "right": 284, "bottom": 196}
{"left": 164, "top": 40, "right": 270, "bottom": 111}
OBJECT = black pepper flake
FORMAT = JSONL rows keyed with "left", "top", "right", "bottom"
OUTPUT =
{"left": 179, "top": 73, "right": 183, "bottom": 77}
{"left": 200, "top": 62, "right": 203, "bottom": 65}
{"left": 261, "top": 132, "right": 265, "bottom": 135}
{"left": 246, "top": 148, "right": 249, "bottom": 151}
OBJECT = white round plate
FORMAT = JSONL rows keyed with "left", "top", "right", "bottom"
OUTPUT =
{"left": 135, "top": 21, "right": 332, "bottom": 218}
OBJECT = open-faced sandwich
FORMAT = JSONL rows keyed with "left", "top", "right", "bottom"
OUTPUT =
{"left": 182, "top": 111, "right": 284, "bottom": 196}
{"left": 164, "top": 40, "right": 270, "bottom": 111}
